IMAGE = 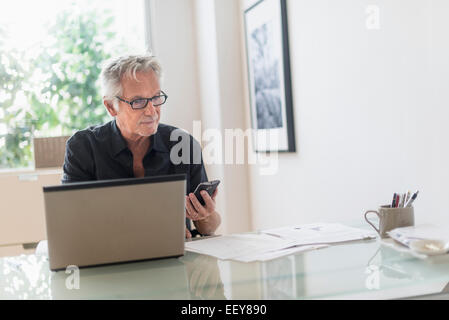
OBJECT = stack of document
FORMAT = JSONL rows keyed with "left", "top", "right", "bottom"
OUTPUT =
{"left": 185, "top": 223, "right": 376, "bottom": 262}
{"left": 261, "top": 223, "right": 377, "bottom": 246}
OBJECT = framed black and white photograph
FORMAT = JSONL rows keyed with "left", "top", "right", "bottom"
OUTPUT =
{"left": 244, "top": 0, "right": 296, "bottom": 152}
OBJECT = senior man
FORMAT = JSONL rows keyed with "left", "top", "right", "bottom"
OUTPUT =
{"left": 62, "top": 54, "right": 220, "bottom": 238}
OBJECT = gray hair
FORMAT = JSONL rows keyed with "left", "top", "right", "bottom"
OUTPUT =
{"left": 100, "top": 54, "right": 163, "bottom": 109}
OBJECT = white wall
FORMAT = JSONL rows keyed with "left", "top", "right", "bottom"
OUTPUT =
{"left": 151, "top": 0, "right": 252, "bottom": 234}
{"left": 192, "top": 0, "right": 252, "bottom": 234}
{"left": 150, "top": 0, "right": 201, "bottom": 134}
{"left": 242, "top": 0, "right": 449, "bottom": 229}
{"left": 193, "top": 0, "right": 228, "bottom": 233}
{"left": 151, "top": 0, "right": 449, "bottom": 233}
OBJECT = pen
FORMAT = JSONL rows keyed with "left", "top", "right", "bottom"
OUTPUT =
{"left": 398, "top": 193, "right": 403, "bottom": 207}
{"left": 404, "top": 190, "right": 411, "bottom": 207}
{"left": 405, "top": 190, "right": 419, "bottom": 207}
{"left": 392, "top": 193, "right": 397, "bottom": 208}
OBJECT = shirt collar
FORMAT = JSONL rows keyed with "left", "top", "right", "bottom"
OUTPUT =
{"left": 110, "top": 120, "right": 169, "bottom": 157}
{"left": 151, "top": 129, "right": 169, "bottom": 153}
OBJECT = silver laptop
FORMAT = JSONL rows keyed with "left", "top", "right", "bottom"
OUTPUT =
{"left": 43, "top": 174, "right": 186, "bottom": 271}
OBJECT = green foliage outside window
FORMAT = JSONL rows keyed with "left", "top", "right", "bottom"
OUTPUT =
{"left": 0, "top": 27, "right": 33, "bottom": 168}
{"left": 0, "top": 6, "right": 124, "bottom": 169}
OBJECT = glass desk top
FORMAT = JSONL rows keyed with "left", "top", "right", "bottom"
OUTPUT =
{"left": 1, "top": 237, "right": 449, "bottom": 300}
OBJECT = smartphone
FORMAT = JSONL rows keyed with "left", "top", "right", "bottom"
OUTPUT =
{"left": 193, "top": 180, "right": 220, "bottom": 206}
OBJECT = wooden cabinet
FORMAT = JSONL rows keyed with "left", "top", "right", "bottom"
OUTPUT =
{"left": 0, "top": 168, "right": 62, "bottom": 246}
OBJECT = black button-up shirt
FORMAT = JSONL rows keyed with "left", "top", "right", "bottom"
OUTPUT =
{"left": 62, "top": 120, "right": 208, "bottom": 231}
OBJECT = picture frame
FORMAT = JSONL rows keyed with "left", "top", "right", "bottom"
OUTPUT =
{"left": 244, "top": 0, "right": 296, "bottom": 152}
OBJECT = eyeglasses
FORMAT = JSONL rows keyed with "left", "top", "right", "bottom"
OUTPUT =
{"left": 115, "top": 91, "right": 168, "bottom": 109}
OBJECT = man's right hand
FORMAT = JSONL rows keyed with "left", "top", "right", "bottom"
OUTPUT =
{"left": 185, "top": 227, "right": 192, "bottom": 239}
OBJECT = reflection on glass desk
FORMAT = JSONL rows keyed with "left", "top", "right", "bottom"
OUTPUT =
{"left": 1, "top": 239, "right": 449, "bottom": 299}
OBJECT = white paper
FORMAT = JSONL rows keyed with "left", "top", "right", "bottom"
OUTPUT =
{"left": 232, "top": 244, "right": 329, "bottom": 263}
{"left": 261, "top": 223, "right": 377, "bottom": 246}
{"left": 185, "top": 233, "right": 296, "bottom": 260}
{"left": 185, "top": 223, "right": 375, "bottom": 262}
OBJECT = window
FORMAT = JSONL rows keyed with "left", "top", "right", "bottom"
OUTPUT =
{"left": 0, "top": 0, "right": 147, "bottom": 169}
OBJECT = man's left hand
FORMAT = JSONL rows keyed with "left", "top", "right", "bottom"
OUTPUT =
{"left": 185, "top": 188, "right": 218, "bottom": 221}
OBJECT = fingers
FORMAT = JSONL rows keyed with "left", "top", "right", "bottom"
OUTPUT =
{"left": 189, "top": 193, "right": 204, "bottom": 212}
{"left": 185, "top": 190, "right": 217, "bottom": 222}
{"left": 185, "top": 227, "right": 192, "bottom": 239}
{"left": 185, "top": 208, "right": 193, "bottom": 220}
{"left": 201, "top": 191, "right": 216, "bottom": 210}
{"left": 185, "top": 197, "right": 198, "bottom": 220}
{"left": 211, "top": 187, "right": 218, "bottom": 200}
{"left": 189, "top": 193, "right": 207, "bottom": 218}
